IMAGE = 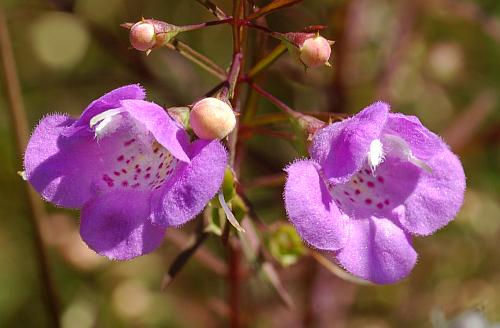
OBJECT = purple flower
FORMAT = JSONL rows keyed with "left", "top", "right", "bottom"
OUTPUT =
{"left": 284, "top": 102, "right": 465, "bottom": 284}
{"left": 24, "top": 85, "right": 227, "bottom": 260}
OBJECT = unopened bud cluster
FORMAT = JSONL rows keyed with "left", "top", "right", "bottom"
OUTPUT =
{"left": 190, "top": 98, "right": 236, "bottom": 140}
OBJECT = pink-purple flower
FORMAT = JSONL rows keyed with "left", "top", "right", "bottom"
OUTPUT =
{"left": 24, "top": 85, "right": 227, "bottom": 260}
{"left": 284, "top": 102, "right": 465, "bottom": 284}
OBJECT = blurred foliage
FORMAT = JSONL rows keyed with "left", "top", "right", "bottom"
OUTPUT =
{"left": 1, "top": 0, "right": 499, "bottom": 327}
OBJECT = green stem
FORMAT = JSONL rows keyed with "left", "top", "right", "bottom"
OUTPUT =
{"left": 166, "top": 39, "right": 226, "bottom": 80}
{"left": 247, "top": 43, "right": 287, "bottom": 79}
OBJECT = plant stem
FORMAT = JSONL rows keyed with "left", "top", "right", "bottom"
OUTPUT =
{"left": 246, "top": 81, "right": 301, "bottom": 119}
{"left": 229, "top": 240, "right": 241, "bottom": 328}
{"left": 227, "top": 2, "right": 245, "bottom": 326}
{"left": 178, "top": 17, "right": 233, "bottom": 32}
{"left": 0, "top": 7, "right": 60, "bottom": 327}
{"left": 167, "top": 39, "right": 227, "bottom": 80}
{"left": 194, "top": 0, "right": 229, "bottom": 20}
{"left": 246, "top": 81, "right": 326, "bottom": 135}
{"left": 246, "top": 43, "right": 287, "bottom": 79}
{"left": 161, "top": 231, "right": 209, "bottom": 290}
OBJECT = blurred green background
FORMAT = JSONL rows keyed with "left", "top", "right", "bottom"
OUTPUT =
{"left": 1, "top": 0, "right": 499, "bottom": 327}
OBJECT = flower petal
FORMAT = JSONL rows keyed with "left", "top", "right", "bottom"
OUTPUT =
{"left": 384, "top": 113, "right": 444, "bottom": 159}
{"left": 284, "top": 160, "right": 348, "bottom": 251}
{"left": 310, "top": 102, "right": 389, "bottom": 184}
{"left": 80, "top": 190, "right": 165, "bottom": 260}
{"left": 151, "top": 139, "right": 227, "bottom": 227}
{"left": 24, "top": 114, "right": 98, "bottom": 208}
{"left": 335, "top": 217, "right": 417, "bottom": 284}
{"left": 400, "top": 148, "right": 465, "bottom": 235}
{"left": 120, "top": 99, "right": 190, "bottom": 163}
{"left": 75, "top": 84, "right": 146, "bottom": 127}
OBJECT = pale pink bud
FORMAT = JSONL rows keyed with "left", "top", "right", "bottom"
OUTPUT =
{"left": 190, "top": 98, "right": 236, "bottom": 140}
{"left": 299, "top": 36, "right": 332, "bottom": 68}
{"left": 129, "top": 22, "right": 156, "bottom": 51}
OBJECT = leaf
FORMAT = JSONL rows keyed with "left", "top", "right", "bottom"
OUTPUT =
{"left": 260, "top": 262, "right": 295, "bottom": 309}
{"left": 309, "top": 250, "right": 372, "bottom": 285}
{"left": 218, "top": 191, "right": 245, "bottom": 233}
{"left": 247, "top": 0, "right": 304, "bottom": 20}
{"left": 238, "top": 217, "right": 260, "bottom": 263}
{"left": 161, "top": 232, "right": 209, "bottom": 291}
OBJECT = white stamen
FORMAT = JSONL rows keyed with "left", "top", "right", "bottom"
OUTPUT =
{"left": 368, "top": 139, "right": 385, "bottom": 172}
{"left": 383, "top": 134, "right": 432, "bottom": 173}
{"left": 89, "top": 108, "right": 123, "bottom": 139}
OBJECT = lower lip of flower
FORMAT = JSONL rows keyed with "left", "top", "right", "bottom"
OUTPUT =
{"left": 327, "top": 167, "right": 391, "bottom": 215}
{"left": 100, "top": 140, "right": 178, "bottom": 191}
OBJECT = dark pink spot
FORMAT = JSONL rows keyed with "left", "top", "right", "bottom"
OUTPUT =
{"left": 117, "top": 155, "right": 124, "bottom": 161}
{"left": 122, "top": 181, "right": 129, "bottom": 187}
{"left": 365, "top": 198, "right": 372, "bottom": 205}
{"left": 144, "top": 173, "right": 151, "bottom": 179}
{"left": 355, "top": 189, "right": 361, "bottom": 195}
{"left": 159, "top": 153, "right": 164, "bottom": 158}
{"left": 153, "top": 148, "right": 159, "bottom": 153}
{"left": 113, "top": 171, "right": 120, "bottom": 176}
{"left": 353, "top": 180, "right": 358, "bottom": 184}
{"left": 121, "top": 169, "right": 127, "bottom": 174}
{"left": 102, "top": 175, "right": 114, "bottom": 187}
{"left": 134, "top": 175, "right": 138, "bottom": 180}
{"left": 359, "top": 177, "right": 364, "bottom": 183}
{"left": 343, "top": 191, "right": 350, "bottom": 196}
{"left": 124, "top": 139, "right": 136, "bottom": 146}
{"left": 166, "top": 169, "right": 172, "bottom": 175}
{"left": 135, "top": 164, "right": 140, "bottom": 168}
{"left": 136, "top": 168, "right": 142, "bottom": 173}
{"left": 126, "top": 160, "right": 131, "bottom": 164}
{"left": 365, "top": 169, "right": 371, "bottom": 174}
{"left": 146, "top": 167, "right": 151, "bottom": 171}
{"left": 349, "top": 197, "right": 355, "bottom": 202}
{"left": 377, "top": 176, "right": 385, "bottom": 183}
{"left": 158, "top": 163, "right": 164, "bottom": 169}
{"left": 376, "top": 203, "right": 383, "bottom": 209}
{"left": 367, "top": 181, "right": 375, "bottom": 188}
{"left": 384, "top": 199, "right": 390, "bottom": 205}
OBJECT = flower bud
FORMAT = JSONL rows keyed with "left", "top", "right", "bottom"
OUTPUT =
{"left": 299, "top": 36, "right": 332, "bottom": 68}
{"left": 129, "top": 22, "right": 156, "bottom": 51}
{"left": 190, "top": 98, "right": 236, "bottom": 140}
{"left": 124, "top": 19, "right": 180, "bottom": 53}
